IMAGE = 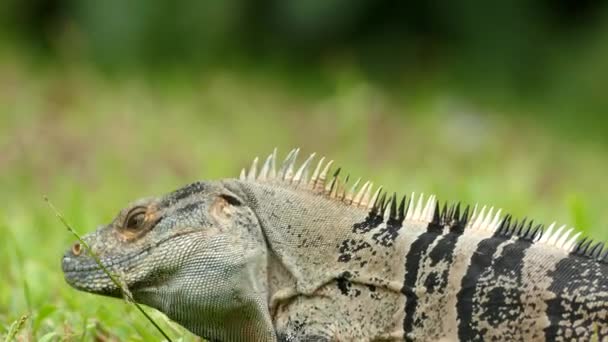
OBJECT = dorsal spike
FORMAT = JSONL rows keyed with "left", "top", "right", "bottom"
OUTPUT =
{"left": 563, "top": 232, "right": 581, "bottom": 252}
{"left": 309, "top": 156, "right": 326, "bottom": 189}
{"left": 352, "top": 181, "right": 370, "bottom": 206}
{"left": 413, "top": 193, "right": 425, "bottom": 221}
{"left": 556, "top": 228, "right": 574, "bottom": 248}
{"left": 375, "top": 192, "right": 387, "bottom": 215}
{"left": 277, "top": 149, "right": 295, "bottom": 179}
{"left": 538, "top": 222, "right": 556, "bottom": 243}
{"left": 383, "top": 194, "right": 393, "bottom": 219}
{"left": 339, "top": 174, "right": 350, "bottom": 200}
{"left": 481, "top": 207, "right": 495, "bottom": 231}
{"left": 588, "top": 242, "right": 604, "bottom": 259}
{"left": 515, "top": 218, "right": 530, "bottom": 237}
{"left": 519, "top": 220, "right": 533, "bottom": 238}
{"left": 575, "top": 238, "right": 592, "bottom": 254}
{"left": 446, "top": 203, "right": 455, "bottom": 222}
{"left": 453, "top": 203, "right": 461, "bottom": 222}
{"left": 269, "top": 148, "right": 278, "bottom": 179}
{"left": 258, "top": 153, "right": 274, "bottom": 181}
{"left": 526, "top": 224, "right": 543, "bottom": 241}
{"left": 490, "top": 209, "right": 503, "bottom": 231}
{"left": 595, "top": 243, "right": 607, "bottom": 259}
{"left": 284, "top": 148, "right": 301, "bottom": 181}
{"left": 368, "top": 186, "right": 382, "bottom": 210}
{"left": 440, "top": 202, "right": 448, "bottom": 223}
{"left": 247, "top": 157, "right": 259, "bottom": 181}
{"left": 239, "top": 168, "right": 246, "bottom": 181}
{"left": 316, "top": 160, "right": 334, "bottom": 192}
{"left": 469, "top": 203, "right": 479, "bottom": 225}
{"left": 398, "top": 195, "right": 406, "bottom": 221}
{"left": 326, "top": 168, "right": 342, "bottom": 196}
{"left": 461, "top": 205, "right": 471, "bottom": 223}
{"left": 293, "top": 153, "right": 316, "bottom": 185}
{"left": 432, "top": 202, "right": 441, "bottom": 224}
{"left": 497, "top": 214, "right": 512, "bottom": 235}
{"left": 424, "top": 195, "right": 436, "bottom": 221}
{"left": 345, "top": 177, "right": 361, "bottom": 204}
{"left": 405, "top": 193, "right": 416, "bottom": 220}
{"left": 547, "top": 225, "right": 566, "bottom": 245}
{"left": 472, "top": 206, "right": 486, "bottom": 229}
{"left": 388, "top": 193, "right": 398, "bottom": 221}
{"left": 360, "top": 182, "right": 374, "bottom": 208}
{"left": 573, "top": 237, "right": 588, "bottom": 253}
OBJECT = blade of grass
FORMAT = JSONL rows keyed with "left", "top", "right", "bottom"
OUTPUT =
{"left": 44, "top": 196, "right": 173, "bottom": 342}
{"left": 4, "top": 314, "right": 28, "bottom": 342}
{"left": 80, "top": 316, "right": 87, "bottom": 342}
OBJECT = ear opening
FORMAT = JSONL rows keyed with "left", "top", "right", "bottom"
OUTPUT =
{"left": 219, "top": 193, "right": 242, "bottom": 206}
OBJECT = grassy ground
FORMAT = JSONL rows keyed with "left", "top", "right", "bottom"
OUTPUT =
{"left": 2, "top": 51, "right": 608, "bottom": 340}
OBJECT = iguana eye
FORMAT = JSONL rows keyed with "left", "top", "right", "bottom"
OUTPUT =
{"left": 124, "top": 206, "right": 147, "bottom": 230}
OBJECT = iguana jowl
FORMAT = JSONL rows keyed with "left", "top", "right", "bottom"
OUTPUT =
{"left": 62, "top": 148, "right": 608, "bottom": 341}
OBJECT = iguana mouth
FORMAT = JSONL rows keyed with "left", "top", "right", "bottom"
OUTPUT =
{"left": 62, "top": 230, "right": 199, "bottom": 274}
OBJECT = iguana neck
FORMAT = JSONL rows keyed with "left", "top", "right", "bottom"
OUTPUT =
{"left": 230, "top": 180, "right": 369, "bottom": 294}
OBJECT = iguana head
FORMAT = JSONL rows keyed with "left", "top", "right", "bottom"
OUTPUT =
{"left": 61, "top": 180, "right": 274, "bottom": 339}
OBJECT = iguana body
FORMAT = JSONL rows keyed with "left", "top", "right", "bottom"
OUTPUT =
{"left": 62, "top": 149, "right": 608, "bottom": 341}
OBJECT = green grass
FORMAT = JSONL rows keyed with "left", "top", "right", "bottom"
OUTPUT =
{"left": 2, "top": 51, "right": 608, "bottom": 340}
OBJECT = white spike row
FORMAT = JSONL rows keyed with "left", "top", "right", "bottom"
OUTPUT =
{"left": 239, "top": 149, "right": 588, "bottom": 254}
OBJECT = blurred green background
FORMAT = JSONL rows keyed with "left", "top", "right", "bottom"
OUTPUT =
{"left": 2, "top": 1, "right": 608, "bottom": 340}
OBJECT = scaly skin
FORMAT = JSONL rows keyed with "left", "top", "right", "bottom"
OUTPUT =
{"left": 62, "top": 150, "right": 608, "bottom": 341}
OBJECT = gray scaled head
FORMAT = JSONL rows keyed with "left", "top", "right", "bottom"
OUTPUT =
{"left": 61, "top": 180, "right": 272, "bottom": 338}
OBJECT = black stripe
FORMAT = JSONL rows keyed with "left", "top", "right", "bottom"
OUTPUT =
{"left": 402, "top": 224, "right": 441, "bottom": 341}
{"left": 477, "top": 240, "right": 532, "bottom": 328}
{"left": 456, "top": 235, "right": 534, "bottom": 340}
{"left": 456, "top": 235, "right": 506, "bottom": 340}
{"left": 545, "top": 254, "right": 608, "bottom": 340}
{"left": 425, "top": 232, "right": 460, "bottom": 294}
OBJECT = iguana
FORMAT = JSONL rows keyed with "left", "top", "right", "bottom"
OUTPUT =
{"left": 62, "top": 148, "right": 608, "bottom": 341}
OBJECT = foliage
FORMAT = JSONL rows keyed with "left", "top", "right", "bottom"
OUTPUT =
{"left": 1, "top": 50, "right": 608, "bottom": 339}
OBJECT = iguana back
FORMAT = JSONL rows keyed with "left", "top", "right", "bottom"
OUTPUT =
{"left": 62, "top": 148, "right": 608, "bottom": 341}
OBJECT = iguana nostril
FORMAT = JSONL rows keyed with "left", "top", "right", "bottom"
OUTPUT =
{"left": 72, "top": 242, "right": 82, "bottom": 256}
